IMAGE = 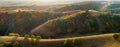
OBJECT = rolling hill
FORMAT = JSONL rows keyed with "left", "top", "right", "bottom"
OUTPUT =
{"left": 31, "top": 10, "right": 120, "bottom": 38}
{"left": 0, "top": 1, "right": 120, "bottom": 47}
{"left": 107, "top": 3, "right": 120, "bottom": 14}
{"left": 54, "top": 1, "right": 105, "bottom": 12}
{"left": 0, "top": 11, "right": 64, "bottom": 35}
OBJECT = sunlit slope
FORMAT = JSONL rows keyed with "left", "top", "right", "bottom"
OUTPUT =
{"left": 0, "top": 34, "right": 120, "bottom": 47}
{"left": 31, "top": 10, "right": 120, "bottom": 38}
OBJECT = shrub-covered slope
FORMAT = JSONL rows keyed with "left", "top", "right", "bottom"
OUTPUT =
{"left": 0, "top": 11, "right": 64, "bottom": 35}
{"left": 31, "top": 10, "right": 120, "bottom": 38}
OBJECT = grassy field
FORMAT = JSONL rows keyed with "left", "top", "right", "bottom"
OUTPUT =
{"left": 0, "top": 33, "right": 119, "bottom": 47}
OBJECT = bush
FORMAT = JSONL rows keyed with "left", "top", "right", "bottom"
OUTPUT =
{"left": 113, "top": 33, "right": 120, "bottom": 40}
{"left": 4, "top": 41, "right": 12, "bottom": 47}
{"left": 36, "top": 36, "right": 42, "bottom": 39}
{"left": 30, "top": 38, "right": 37, "bottom": 45}
{"left": 31, "top": 35, "right": 35, "bottom": 38}
{"left": 9, "top": 33, "right": 16, "bottom": 36}
{"left": 0, "top": 43, "right": 4, "bottom": 47}
{"left": 63, "top": 39, "right": 73, "bottom": 47}
{"left": 24, "top": 34, "right": 30, "bottom": 39}
{"left": 13, "top": 41, "right": 19, "bottom": 47}
{"left": 72, "top": 39, "right": 80, "bottom": 45}
{"left": 9, "top": 33, "right": 20, "bottom": 37}
{"left": 15, "top": 34, "right": 20, "bottom": 37}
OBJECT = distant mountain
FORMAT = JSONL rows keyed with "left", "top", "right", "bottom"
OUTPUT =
{"left": 0, "top": 0, "right": 81, "bottom": 7}
{"left": 2, "top": 1, "right": 120, "bottom": 13}
{"left": 0, "top": 0, "right": 40, "bottom": 7}
{"left": 106, "top": 1, "right": 120, "bottom": 14}
{"left": 54, "top": 1, "right": 106, "bottom": 12}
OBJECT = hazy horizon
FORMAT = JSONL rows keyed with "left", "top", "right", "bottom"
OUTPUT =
{"left": 0, "top": 0, "right": 119, "bottom": 7}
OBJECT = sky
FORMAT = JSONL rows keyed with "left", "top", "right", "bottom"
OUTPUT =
{"left": 0, "top": 0, "right": 115, "bottom": 3}
{"left": 0, "top": 0, "right": 119, "bottom": 5}
{"left": 0, "top": 0, "right": 115, "bottom": 2}
{"left": 0, "top": 0, "right": 92, "bottom": 5}
{"left": 1, "top": 0, "right": 119, "bottom": 2}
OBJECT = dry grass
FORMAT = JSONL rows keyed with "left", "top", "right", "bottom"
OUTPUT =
{"left": 0, "top": 33, "right": 120, "bottom": 47}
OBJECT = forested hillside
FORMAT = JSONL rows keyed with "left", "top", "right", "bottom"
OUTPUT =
{"left": 31, "top": 10, "right": 120, "bottom": 38}
{"left": 0, "top": 11, "right": 64, "bottom": 35}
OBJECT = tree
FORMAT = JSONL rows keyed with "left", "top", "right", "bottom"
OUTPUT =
{"left": 13, "top": 41, "right": 19, "bottom": 47}
{"left": 72, "top": 39, "right": 80, "bottom": 45}
{"left": 15, "top": 33, "right": 20, "bottom": 37}
{"left": 31, "top": 35, "right": 35, "bottom": 38}
{"left": 113, "top": 33, "right": 120, "bottom": 40}
{"left": 4, "top": 41, "right": 12, "bottom": 47}
{"left": 9, "top": 33, "right": 16, "bottom": 36}
{"left": 36, "top": 36, "right": 42, "bottom": 40}
{"left": 63, "top": 39, "right": 73, "bottom": 47}
{"left": 24, "top": 34, "right": 30, "bottom": 39}
{"left": 0, "top": 43, "right": 4, "bottom": 47}
{"left": 30, "top": 38, "right": 37, "bottom": 45}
